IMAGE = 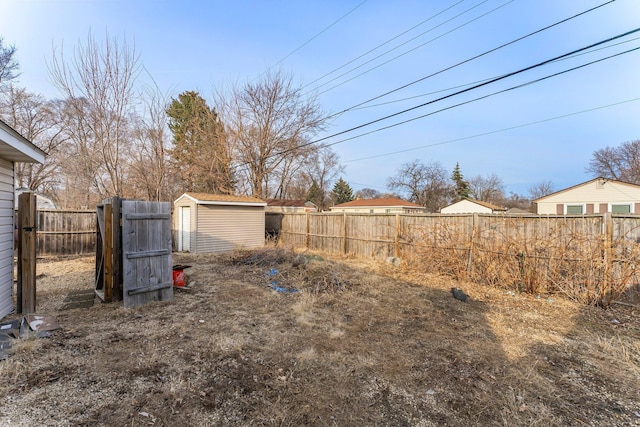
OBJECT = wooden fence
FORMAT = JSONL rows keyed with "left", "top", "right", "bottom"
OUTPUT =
{"left": 34, "top": 209, "right": 96, "bottom": 256}
{"left": 278, "top": 212, "right": 640, "bottom": 305}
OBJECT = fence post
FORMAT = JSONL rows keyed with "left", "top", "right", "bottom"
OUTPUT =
{"left": 305, "top": 212, "right": 310, "bottom": 249}
{"left": 17, "top": 192, "right": 36, "bottom": 314}
{"left": 395, "top": 213, "right": 400, "bottom": 258}
{"left": 602, "top": 212, "right": 613, "bottom": 296}
{"left": 467, "top": 213, "right": 478, "bottom": 276}
{"left": 343, "top": 213, "right": 348, "bottom": 255}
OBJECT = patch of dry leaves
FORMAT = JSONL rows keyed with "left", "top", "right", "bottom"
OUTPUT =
{"left": 0, "top": 248, "right": 639, "bottom": 426}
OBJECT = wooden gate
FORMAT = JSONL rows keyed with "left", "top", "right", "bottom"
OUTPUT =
{"left": 122, "top": 200, "right": 172, "bottom": 308}
{"left": 95, "top": 198, "right": 172, "bottom": 308}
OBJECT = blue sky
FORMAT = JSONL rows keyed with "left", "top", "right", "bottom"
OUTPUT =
{"left": 1, "top": 0, "right": 639, "bottom": 197}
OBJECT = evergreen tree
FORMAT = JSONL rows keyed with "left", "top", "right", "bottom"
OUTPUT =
{"left": 451, "top": 162, "right": 471, "bottom": 201}
{"left": 331, "top": 178, "right": 354, "bottom": 205}
{"left": 167, "top": 91, "right": 233, "bottom": 194}
{"left": 305, "top": 181, "right": 325, "bottom": 210}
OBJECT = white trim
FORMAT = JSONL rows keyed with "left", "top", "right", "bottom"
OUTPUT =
{"left": 0, "top": 123, "right": 45, "bottom": 163}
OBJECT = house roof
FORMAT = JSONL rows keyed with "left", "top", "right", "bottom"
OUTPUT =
{"left": 531, "top": 177, "right": 640, "bottom": 202}
{"left": 333, "top": 197, "right": 424, "bottom": 209}
{"left": 0, "top": 118, "right": 46, "bottom": 163}
{"left": 176, "top": 192, "right": 267, "bottom": 206}
{"left": 266, "top": 199, "right": 313, "bottom": 208}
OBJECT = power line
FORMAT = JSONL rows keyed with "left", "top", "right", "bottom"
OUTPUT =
{"left": 318, "top": 44, "right": 640, "bottom": 151}
{"left": 255, "top": 0, "right": 369, "bottom": 79}
{"left": 311, "top": 0, "right": 513, "bottom": 96}
{"left": 343, "top": 97, "right": 640, "bottom": 163}
{"left": 305, "top": 27, "right": 640, "bottom": 148}
{"left": 349, "top": 35, "right": 640, "bottom": 112}
{"left": 324, "top": 0, "right": 616, "bottom": 119}
{"left": 301, "top": 0, "right": 466, "bottom": 90}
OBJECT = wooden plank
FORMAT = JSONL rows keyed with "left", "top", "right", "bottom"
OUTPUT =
{"left": 17, "top": 192, "right": 36, "bottom": 314}
{"left": 125, "top": 213, "right": 171, "bottom": 220}
{"left": 112, "top": 197, "right": 122, "bottom": 301}
{"left": 127, "top": 282, "right": 173, "bottom": 296}
{"left": 125, "top": 249, "right": 170, "bottom": 259}
{"left": 104, "top": 203, "right": 113, "bottom": 303}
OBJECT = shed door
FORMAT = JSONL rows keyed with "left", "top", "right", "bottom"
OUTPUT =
{"left": 178, "top": 206, "right": 191, "bottom": 252}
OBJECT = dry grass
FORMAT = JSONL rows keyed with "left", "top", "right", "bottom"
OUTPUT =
{"left": 0, "top": 247, "right": 639, "bottom": 426}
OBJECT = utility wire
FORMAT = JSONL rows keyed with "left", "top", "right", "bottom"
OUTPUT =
{"left": 343, "top": 97, "right": 640, "bottom": 163}
{"left": 255, "top": 0, "right": 368, "bottom": 78}
{"left": 301, "top": 0, "right": 466, "bottom": 90}
{"left": 310, "top": 0, "right": 512, "bottom": 96}
{"left": 324, "top": 0, "right": 616, "bottom": 119}
{"left": 350, "top": 34, "right": 640, "bottom": 112}
{"left": 316, "top": 45, "right": 640, "bottom": 152}
{"left": 304, "top": 26, "right": 640, "bottom": 148}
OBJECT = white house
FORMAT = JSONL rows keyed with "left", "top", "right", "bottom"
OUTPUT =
{"left": 173, "top": 193, "right": 266, "bottom": 254}
{"left": 440, "top": 199, "right": 506, "bottom": 214}
{"left": 0, "top": 119, "right": 45, "bottom": 319}
{"left": 330, "top": 197, "right": 426, "bottom": 214}
{"left": 533, "top": 177, "right": 640, "bottom": 215}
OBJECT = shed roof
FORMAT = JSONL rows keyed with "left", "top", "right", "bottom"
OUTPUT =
{"left": 266, "top": 199, "right": 309, "bottom": 207}
{"left": 0, "top": 119, "right": 46, "bottom": 163}
{"left": 333, "top": 197, "right": 424, "bottom": 208}
{"left": 175, "top": 192, "right": 267, "bottom": 207}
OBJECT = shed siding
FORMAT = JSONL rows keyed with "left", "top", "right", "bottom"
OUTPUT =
{"left": 0, "top": 159, "right": 14, "bottom": 319}
{"left": 195, "top": 205, "right": 264, "bottom": 253}
{"left": 537, "top": 180, "right": 640, "bottom": 214}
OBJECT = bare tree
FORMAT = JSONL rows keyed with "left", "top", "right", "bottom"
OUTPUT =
{"left": 0, "top": 86, "right": 66, "bottom": 193}
{"left": 529, "top": 180, "right": 555, "bottom": 200}
{"left": 586, "top": 139, "right": 640, "bottom": 184}
{"left": 468, "top": 173, "right": 505, "bottom": 203}
{"left": 0, "top": 37, "right": 19, "bottom": 87}
{"left": 217, "top": 71, "right": 326, "bottom": 198}
{"left": 49, "top": 31, "right": 141, "bottom": 197}
{"left": 128, "top": 81, "right": 172, "bottom": 201}
{"left": 386, "top": 160, "right": 452, "bottom": 212}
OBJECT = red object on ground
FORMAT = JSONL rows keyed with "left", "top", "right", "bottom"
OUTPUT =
{"left": 172, "top": 269, "right": 185, "bottom": 287}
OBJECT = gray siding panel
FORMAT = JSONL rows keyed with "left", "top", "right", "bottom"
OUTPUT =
{"left": 195, "top": 205, "right": 264, "bottom": 254}
{"left": 0, "top": 159, "right": 13, "bottom": 319}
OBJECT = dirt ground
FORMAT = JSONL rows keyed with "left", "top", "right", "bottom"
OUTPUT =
{"left": 0, "top": 247, "right": 639, "bottom": 426}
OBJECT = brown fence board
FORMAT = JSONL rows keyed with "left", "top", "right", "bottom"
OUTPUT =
{"left": 278, "top": 212, "right": 640, "bottom": 304}
{"left": 34, "top": 210, "right": 96, "bottom": 256}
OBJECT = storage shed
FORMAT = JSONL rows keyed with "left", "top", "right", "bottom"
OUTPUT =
{"left": 0, "top": 119, "right": 45, "bottom": 319}
{"left": 173, "top": 193, "right": 266, "bottom": 254}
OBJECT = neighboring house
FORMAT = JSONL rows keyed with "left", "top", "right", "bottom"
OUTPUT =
{"left": 173, "top": 192, "right": 266, "bottom": 254}
{"left": 329, "top": 197, "right": 427, "bottom": 214}
{"left": 440, "top": 198, "right": 507, "bottom": 214}
{"left": 265, "top": 199, "right": 317, "bottom": 213}
{"left": 0, "top": 119, "right": 46, "bottom": 319}
{"left": 14, "top": 188, "right": 57, "bottom": 209}
{"left": 533, "top": 177, "right": 640, "bottom": 215}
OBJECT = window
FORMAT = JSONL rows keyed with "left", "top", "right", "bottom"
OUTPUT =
{"left": 612, "top": 204, "right": 631, "bottom": 214}
{"left": 566, "top": 205, "right": 583, "bottom": 214}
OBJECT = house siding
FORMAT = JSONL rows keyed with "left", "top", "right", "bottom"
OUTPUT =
{"left": 537, "top": 180, "right": 640, "bottom": 214}
{"left": 195, "top": 205, "right": 264, "bottom": 253}
{"left": 0, "top": 159, "right": 14, "bottom": 319}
